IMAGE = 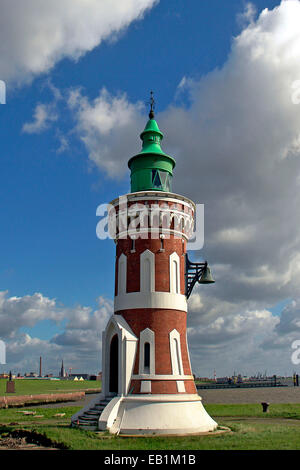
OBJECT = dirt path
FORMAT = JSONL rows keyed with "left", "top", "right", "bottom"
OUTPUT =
{"left": 0, "top": 436, "right": 59, "bottom": 450}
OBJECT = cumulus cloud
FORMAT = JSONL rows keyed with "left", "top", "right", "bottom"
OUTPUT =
{"left": 68, "top": 87, "right": 145, "bottom": 178}
{"left": 0, "top": 291, "right": 113, "bottom": 374}
{"left": 0, "top": 291, "right": 64, "bottom": 338}
{"left": 67, "top": 0, "right": 300, "bottom": 375}
{"left": 0, "top": 0, "right": 158, "bottom": 86}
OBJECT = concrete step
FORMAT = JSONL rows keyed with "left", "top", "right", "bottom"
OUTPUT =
{"left": 79, "top": 415, "right": 99, "bottom": 422}
{"left": 95, "top": 400, "right": 111, "bottom": 406}
{"left": 74, "top": 395, "right": 116, "bottom": 431}
{"left": 75, "top": 422, "right": 98, "bottom": 431}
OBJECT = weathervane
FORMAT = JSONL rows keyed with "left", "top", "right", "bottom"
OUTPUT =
{"left": 148, "top": 90, "right": 155, "bottom": 119}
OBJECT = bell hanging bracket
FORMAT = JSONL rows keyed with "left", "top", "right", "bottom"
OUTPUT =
{"left": 185, "top": 254, "right": 215, "bottom": 299}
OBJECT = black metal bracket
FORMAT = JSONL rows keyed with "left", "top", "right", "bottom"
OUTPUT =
{"left": 185, "top": 254, "right": 207, "bottom": 299}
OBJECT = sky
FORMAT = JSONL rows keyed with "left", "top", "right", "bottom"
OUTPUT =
{"left": 1, "top": 0, "right": 300, "bottom": 377}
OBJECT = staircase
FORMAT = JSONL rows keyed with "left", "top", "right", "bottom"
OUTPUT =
{"left": 71, "top": 396, "right": 115, "bottom": 431}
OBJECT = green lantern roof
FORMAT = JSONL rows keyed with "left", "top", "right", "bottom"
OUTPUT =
{"left": 128, "top": 95, "right": 176, "bottom": 193}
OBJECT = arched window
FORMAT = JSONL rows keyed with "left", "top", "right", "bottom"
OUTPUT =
{"left": 169, "top": 329, "right": 184, "bottom": 376}
{"left": 173, "top": 260, "right": 179, "bottom": 293}
{"left": 169, "top": 252, "right": 180, "bottom": 294}
{"left": 140, "top": 250, "right": 155, "bottom": 292}
{"left": 117, "top": 253, "right": 127, "bottom": 295}
{"left": 131, "top": 238, "right": 136, "bottom": 252}
{"left": 173, "top": 338, "right": 182, "bottom": 375}
{"left": 144, "top": 342, "right": 150, "bottom": 373}
{"left": 139, "top": 328, "right": 155, "bottom": 375}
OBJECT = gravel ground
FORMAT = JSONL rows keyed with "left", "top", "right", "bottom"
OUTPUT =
{"left": 199, "top": 386, "right": 300, "bottom": 404}
{"left": 0, "top": 437, "right": 58, "bottom": 451}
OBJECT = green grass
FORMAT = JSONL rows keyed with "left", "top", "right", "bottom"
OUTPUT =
{"left": 205, "top": 403, "right": 300, "bottom": 420}
{"left": 1, "top": 403, "right": 300, "bottom": 450}
{"left": 0, "top": 379, "right": 101, "bottom": 396}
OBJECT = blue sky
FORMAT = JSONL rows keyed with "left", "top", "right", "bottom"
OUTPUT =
{"left": 1, "top": 0, "right": 300, "bottom": 377}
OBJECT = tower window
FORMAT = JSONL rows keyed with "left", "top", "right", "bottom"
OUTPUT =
{"left": 159, "top": 171, "right": 168, "bottom": 186}
{"left": 170, "top": 252, "right": 180, "bottom": 294}
{"left": 131, "top": 238, "right": 136, "bottom": 252}
{"left": 173, "top": 260, "right": 179, "bottom": 294}
{"left": 160, "top": 236, "right": 164, "bottom": 251}
{"left": 152, "top": 170, "right": 172, "bottom": 191}
{"left": 144, "top": 342, "right": 150, "bottom": 373}
{"left": 169, "top": 329, "right": 184, "bottom": 376}
{"left": 118, "top": 254, "right": 127, "bottom": 295}
{"left": 139, "top": 328, "right": 155, "bottom": 375}
{"left": 174, "top": 338, "right": 182, "bottom": 375}
{"left": 140, "top": 250, "right": 155, "bottom": 292}
{"left": 152, "top": 170, "right": 162, "bottom": 188}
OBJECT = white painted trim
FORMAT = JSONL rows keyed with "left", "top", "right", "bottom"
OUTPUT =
{"left": 176, "top": 381, "right": 186, "bottom": 393}
{"left": 114, "top": 291, "right": 187, "bottom": 312}
{"left": 140, "top": 249, "right": 155, "bottom": 293}
{"left": 103, "top": 393, "right": 218, "bottom": 435}
{"left": 140, "top": 381, "right": 151, "bottom": 393}
{"left": 169, "top": 329, "right": 184, "bottom": 376}
{"left": 98, "top": 396, "right": 122, "bottom": 431}
{"left": 169, "top": 252, "right": 180, "bottom": 294}
{"left": 102, "top": 315, "right": 138, "bottom": 397}
{"left": 117, "top": 228, "right": 191, "bottom": 242}
{"left": 117, "top": 253, "right": 127, "bottom": 295}
{"left": 139, "top": 328, "right": 155, "bottom": 375}
{"left": 185, "top": 331, "right": 193, "bottom": 374}
{"left": 122, "top": 393, "right": 201, "bottom": 402}
{"left": 132, "top": 374, "right": 193, "bottom": 380}
{"left": 110, "top": 191, "right": 196, "bottom": 211}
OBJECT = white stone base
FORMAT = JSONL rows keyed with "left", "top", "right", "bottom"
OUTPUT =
{"left": 99, "top": 394, "right": 218, "bottom": 435}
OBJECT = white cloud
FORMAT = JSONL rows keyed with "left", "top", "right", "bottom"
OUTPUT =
{"left": 0, "top": 291, "right": 64, "bottom": 338}
{"left": 0, "top": 0, "right": 158, "bottom": 86}
{"left": 56, "top": 133, "right": 69, "bottom": 154}
{"left": 22, "top": 103, "right": 58, "bottom": 134}
{"left": 68, "top": 87, "right": 145, "bottom": 178}
{"left": 0, "top": 291, "right": 112, "bottom": 374}
{"left": 236, "top": 2, "right": 257, "bottom": 28}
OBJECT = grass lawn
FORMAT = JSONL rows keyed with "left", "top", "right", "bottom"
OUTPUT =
{"left": 0, "top": 378, "right": 101, "bottom": 396}
{"left": 0, "top": 403, "right": 300, "bottom": 450}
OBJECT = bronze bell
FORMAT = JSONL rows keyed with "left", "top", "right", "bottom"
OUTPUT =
{"left": 199, "top": 265, "right": 215, "bottom": 284}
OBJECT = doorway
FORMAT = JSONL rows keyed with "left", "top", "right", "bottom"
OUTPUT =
{"left": 109, "top": 334, "right": 119, "bottom": 394}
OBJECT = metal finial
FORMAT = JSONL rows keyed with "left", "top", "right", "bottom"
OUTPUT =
{"left": 148, "top": 90, "right": 155, "bottom": 119}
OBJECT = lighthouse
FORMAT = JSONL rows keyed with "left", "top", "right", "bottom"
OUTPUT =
{"left": 72, "top": 96, "right": 218, "bottom": 434}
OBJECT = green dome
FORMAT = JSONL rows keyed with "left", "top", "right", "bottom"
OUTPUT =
{"left": 128, "top": 116, "right": 176, "bottom": 193}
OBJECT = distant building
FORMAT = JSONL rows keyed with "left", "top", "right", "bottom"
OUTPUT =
{"left": 59, "top": 360, "right": 66, "bottom": 378}
{"left": 25, "top": 372, "right": 38, "bottom": 378}
{"left": 69, "top": 374, "right": 89, "bottom": 380}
